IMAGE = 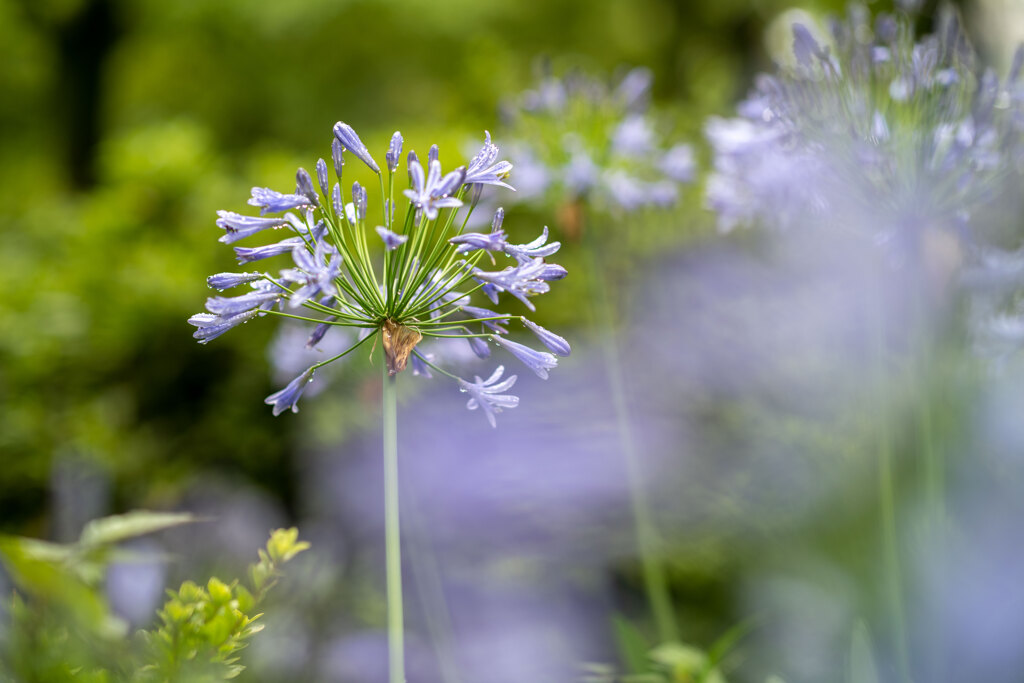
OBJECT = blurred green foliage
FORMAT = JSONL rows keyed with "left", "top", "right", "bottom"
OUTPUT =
{"left": 0, "top": 516, "right": 308, "bottom": 682}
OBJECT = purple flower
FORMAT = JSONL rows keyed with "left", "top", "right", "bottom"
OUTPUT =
{"left": 307, "top": 316, "right": 336, "bottom": 348}
{"left": 458, "top": 365, "right": 519, "bottom": 427}
{"left": 215, "top": 211, "right": 289, "bottom": 244}
{"left": 386, "top": 132, "right": 403, "bottom": 173}
{"left": 316, "top": 158, "right": 330, "bottom": 197}
{"left": 611, "top": 115, "right": 655, "bottom": 158}
{"left": 521, "top": 318, "right": 571, "bottom": 356}
{"left": 660, "top": 144, "right": 696, "bottom": 183}
{"left": 792, "top": 23, "right": 825, "bottom": 67}
{"left": 464, "top": 131, "right": 514, "bottom": 190}
{"left": 332, "top": 183, "right": 344, "bottom": 221}
{"left": 616, "top": 66, "right": 653, "bottom": 109}
{"left": 234, "top": 237, "right": 305, "bottom": 264}
{"left": 404, "top": 158, "right": 465, "bottom": 220}
{"left": 461, "top": 304, "right": 509, "bottom": 333}
{"left": 449, "top": 230, "right": 507, "bottom": 255}
{"left": 376, "top": 226, "right": 408, "bottom": 251}
{"left": 565, "top": 149, "right": 599, "bottom": 195}
{"left": 333, "top": 121, "right": 380, "bottom": 174}
{"left": 603, "top": 170, "right": 649, "bottom": 211}
{"left": 491, "top": 335, "right": 557, "bottom": 379}
{"left": 248, "top": 187, "right": 312, "bottom": 216}
{"left": 537, "top": 263, "right": 568, "bottom": 281}
{"left": 466, "top": 334, "right": 491, "bottom": 359}
{"left": 281, "top": 241, "right": 343, "bottom": 308}
{"left": 473, "top": 258, "right": 552, "bottom": 311}
{"left": 187, "top": 309, "right": 258, "bottom": 344}
{"left": 265, "top": 367, "right": 315, "bottom": 416}
{"left": 449, "top": 208, "right": 508, "bottom": 255}
{"left": 480, "top": 283, "right": 501, "bottom": 305}
{"left": 503, "top": 67, "right": 696, "bottom": 215}
{"left": 285, "top": 208, "right": 328, "bottom": 242}
{"left": 205, "top": 289, "right": 281, "bottom": 317}
{"left": 207, "top": 272, "right": 265, "bottom": 290}
{"left": 503, "top": 226, "right": 561, "bottom": 263}
{"left": 352, "top": 182, "right": 367, "bottom": 221}
{"left": 296, "top": 168, "right": 319, "bottom": 206}
{"left": 331, "top": 138, "right": 345, "bottom": 179}
{"left": 646, "top": 180, "right": 679, "bottom": 207}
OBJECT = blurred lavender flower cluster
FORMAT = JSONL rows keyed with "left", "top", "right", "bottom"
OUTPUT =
{"left": 500, "top": 66, "right": 695, "bottom": 219}
{"left": 707, "top": 7, "right": 1024, "bottom": 246}
{"left": 707, "top": 5, "right": 1024, "bottom": 356}
{"left": 188, "top": 122, "right": 570, "bottom": 425}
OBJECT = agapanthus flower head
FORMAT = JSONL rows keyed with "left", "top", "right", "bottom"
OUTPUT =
{"left": 707, "top": 5, "right": 1024, "bottom": 361}
{"left": 500, "top": 65, "right": 695, "bottom": 218}
{"left": 706, "top": 5, "right": 1024, "bottom": 253}
{"left": 189, "top": 121, "right": 570, "bottom": 423}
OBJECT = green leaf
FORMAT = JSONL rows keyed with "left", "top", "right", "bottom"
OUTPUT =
{"left": 234, "top": 585, "right": 255, "bottom": 613}
{"left": 649, "top": 643, "right": 727, "bottom": 683}
{"left": 0, "top": 536, "right": 128, "bottom": 640}
{"left": 704, "top": 616, "right": 757, "bottom": 675}
{"left": 847, "top": 620, "right": 880, "bottom": 683}
{"left": 612, "top": 615, "right": 653, "bottom": 674}
{"left": 649, "top": 642, "right": 704, "bottom": 668}
{"left": 79, "top": 511, "right": 198, "bottom": 547}
{"left": 265, "top": 527, "right": 310, "bottom": 564}
{"left": 5, "top": 536, "right": 74, "bottom": 563}
{"left": 207, "top": 577, "right": 233, "bottom": 604}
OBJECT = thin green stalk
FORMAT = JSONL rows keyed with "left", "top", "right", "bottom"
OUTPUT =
{"left": 382, "top": 362, "right": 406, "bottom": 683}
{"left": 586, "top": 243, "right": 678, "bottom": 645}
{"left": 264, "top": 310, "right": 372, "bottom": 327}
{"left": 878, "top": 428, "right": 911, "bottom": 683}
{"left": 311, "top": 330, "right": 378, "bottom": 371}
{"left": 872, "top": 273, "right": 912, "bottom": 683}
{"left": 411, "top": 350, "right": 460, "bottom": 380}
{"left": 912, "top": 280, "right": 944, "bottom": 544}
{"left": 263, "top": 276, "right": 374, "bottom": 322}
{"left": 420, "top": 331, "right": 491, "bottom": 339}
{"left": 416, "top": 314, "right": 514, "bottom": 328}
{"left": 321, "top": 202, "right": 381, "bottom": 307}
{"left": 913, "top": 276, "right": 944, "bottom": 683}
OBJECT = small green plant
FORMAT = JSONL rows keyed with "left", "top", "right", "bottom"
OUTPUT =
{"left": 0, "top": 513, "right": 308, "bottom": 682}
{"left": 136, "top": 527, "right": 309, "bottom": 682}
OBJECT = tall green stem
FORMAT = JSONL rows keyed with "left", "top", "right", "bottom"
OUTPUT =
{"left": 913, "top": 276, "right": 944, "bottom": 683}
{"left": 382, "top": 363, "right": 406, "bottom": 683}
{"left": 872, "top": 273, "right": 911, "bottom": 683}
{"left": 912, "top": 281, "right": 944, "bottom": 545}
{"left": 587, "top": 243, "right": 678, "bottom": 645}
{"left": 878, "top": 426, "right": 911, "bottom": 682}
